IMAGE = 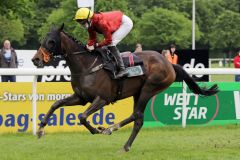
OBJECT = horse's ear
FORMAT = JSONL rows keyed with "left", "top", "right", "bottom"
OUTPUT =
{"left": 59, "top": 23, "right": 64, "bottom": 31}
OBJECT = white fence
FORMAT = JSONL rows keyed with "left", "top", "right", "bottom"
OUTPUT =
{"left": 0, "top": 68, "right": 240, "bottom": 134}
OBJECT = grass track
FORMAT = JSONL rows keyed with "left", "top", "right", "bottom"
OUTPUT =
{"left": 210, "top": 63, "right": 235, "bottom": 82}
{"left": 1, "top": 125, "right": 240, "bottom": 160}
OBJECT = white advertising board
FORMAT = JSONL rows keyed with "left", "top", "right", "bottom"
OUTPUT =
{"left": 77, "top": 0, "right": 94, "bottom": 10}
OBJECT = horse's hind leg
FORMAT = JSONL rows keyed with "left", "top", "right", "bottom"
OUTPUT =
{"left": 37, "top": 93, "right": 85, "bottom": 138}
{"left": 79, "top": 96, "right": 107, "bottom": 134}
{"left": 123, "top": 80, "right": 175, "bottom": 152}
{"left": 123, "top": 91, "right": 150, "bottom": 152}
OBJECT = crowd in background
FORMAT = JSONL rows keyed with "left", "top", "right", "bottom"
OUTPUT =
{"left": 234, "top": 49, "right": 240, "bottom": 82}
{"left": 0, "top": 40, "right": 18, "bottom": 82}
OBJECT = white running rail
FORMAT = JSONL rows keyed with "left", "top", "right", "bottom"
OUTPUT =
{"left": 0, "top": 68, "right": 239, "bottom": 75}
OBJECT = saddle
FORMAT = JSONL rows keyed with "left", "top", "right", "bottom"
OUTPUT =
{"left": 95, "top": 48, "right": 145, "bottom": 79}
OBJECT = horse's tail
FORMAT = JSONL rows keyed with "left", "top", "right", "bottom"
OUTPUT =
{"left": 172, "top": 64, "right": 219, "bottom": 96}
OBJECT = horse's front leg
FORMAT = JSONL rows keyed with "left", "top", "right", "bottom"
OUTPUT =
{"left": 79, "top": 96, "right": 107, "bottom": 134}
{"left": 38, "top": 93, "right": 86, "bottom": 138}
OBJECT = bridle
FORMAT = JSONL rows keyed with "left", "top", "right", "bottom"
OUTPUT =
{"left": 39, "top": 31, "right": 103, "bottom": 75}
{"left": 39, "top": 47, "right": 51, "bottom": 63}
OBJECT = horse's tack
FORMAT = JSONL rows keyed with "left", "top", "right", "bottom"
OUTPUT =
{"left": 72, "top": 50, "right": 124, "bottom": 102}
{"left": 89, "top": 64, "right": 103, "bottom": 74}
{"left": 70, "top": 54, "right": 104, "bottom": 75}
{"left": 72, "top": 51, "right": 88, "bottom": 55}
{"left": 40, "top": 47, "right": 51, "bottom": 63}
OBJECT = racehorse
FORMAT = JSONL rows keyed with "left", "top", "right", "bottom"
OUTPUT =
{"left": 32, "top": 24, "right": 218, "bottom": 152}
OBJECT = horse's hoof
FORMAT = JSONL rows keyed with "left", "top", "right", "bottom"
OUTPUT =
{"left": 123, "top": 145, "right": 130, "bottom": 152}
{"left": 37, "top": 128, "right": 45, "bottom": 139}
{"left": 117, "top": 148, "right": 128, "bottom": 154}
{"left": 97, "top": 126, "right": 106, "bottom": 132}
{"left": 102, "top": 128, "right": 112, "bottom": 135}
{"left": 96, "top": 126, "right": 106, "bottom": 133}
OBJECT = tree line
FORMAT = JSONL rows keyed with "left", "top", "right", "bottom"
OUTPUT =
{"left": 0, "top": 0, "right": 239, "bottom": 57}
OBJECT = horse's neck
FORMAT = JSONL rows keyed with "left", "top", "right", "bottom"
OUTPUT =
{"left": 68, "top": 53, "right": 97, "bottom": 73}
{"left": 60, "top": 32, "right": 97, "bottom": 74}
{"left": 60, "top": 32, "right": 83, "bottom": 54}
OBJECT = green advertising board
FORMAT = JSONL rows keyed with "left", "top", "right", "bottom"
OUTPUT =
{"left": 144, "top": 82, "right": 240, "bottom": 127}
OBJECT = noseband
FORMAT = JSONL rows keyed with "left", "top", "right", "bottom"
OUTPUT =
{"left": 40, "top": 47, "right": 51, "bottom": 63}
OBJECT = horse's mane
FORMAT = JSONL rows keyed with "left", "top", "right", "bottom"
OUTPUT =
{"left": 61, "top": 30, "right": 85, "bottom": 47}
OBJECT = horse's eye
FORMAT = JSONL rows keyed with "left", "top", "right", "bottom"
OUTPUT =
{"left": 47, "top": 40, "right": 56, "bottom": 49}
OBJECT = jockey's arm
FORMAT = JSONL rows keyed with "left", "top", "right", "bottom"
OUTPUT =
{"left": 97, "top": 22, "right": 112, "bottom": 47}
{"left": 87, "top": 28, "right": 97, "bottom": 46}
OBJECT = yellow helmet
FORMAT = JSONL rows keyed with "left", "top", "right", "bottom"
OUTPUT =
{"left": 74, "top": 8, "right": 93, "bottom": 20}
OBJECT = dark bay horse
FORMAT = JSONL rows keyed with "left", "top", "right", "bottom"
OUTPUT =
{"left": 32, "top": 24, "right": 218, "bottom": 152}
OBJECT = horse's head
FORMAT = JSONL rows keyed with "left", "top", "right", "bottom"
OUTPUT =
{"left": 32, "top": 24, "right": 64, "bottom": 67}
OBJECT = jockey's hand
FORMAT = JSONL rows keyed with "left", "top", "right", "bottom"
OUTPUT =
{"left": 86, "top": 45, "right": 94, "bottom": 51}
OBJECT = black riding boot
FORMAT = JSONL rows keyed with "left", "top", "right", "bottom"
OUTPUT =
{"left": 108, "top": 46, "right": 128, "bottom": 79}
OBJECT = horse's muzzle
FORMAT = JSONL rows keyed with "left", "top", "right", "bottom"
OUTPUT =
{"left": 32, "top": 58, "right": 44, "bottom": 68}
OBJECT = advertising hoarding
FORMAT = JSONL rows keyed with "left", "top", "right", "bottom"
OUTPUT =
{"left": 144, "top": 82, "right": 240, "bottom": 126}
{"left": 0, "top": 83, "right": 133, "bottom": 133}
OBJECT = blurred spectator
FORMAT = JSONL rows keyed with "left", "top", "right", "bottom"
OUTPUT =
{"left": 166, "top": 44, "right": 178, "bottom": 64}
{"left": 161, "top": 50, "right": 168, "bottom": 58}
{"left": 0, "top": 40, "right": 18, "bottom": 82}
{"left": 233, "top": 49, "right": 240, "bottom": 82}
{"left": 134, "top": 43, "right": 142, "bottom": 52}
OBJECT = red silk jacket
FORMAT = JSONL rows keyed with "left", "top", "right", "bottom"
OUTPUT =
{"left": 87, "top": 11, "right": 123, "bottom": 47}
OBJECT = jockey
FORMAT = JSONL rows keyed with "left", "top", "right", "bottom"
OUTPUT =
{"left": 74, "top": 8, "right": 133, "bottom": 79}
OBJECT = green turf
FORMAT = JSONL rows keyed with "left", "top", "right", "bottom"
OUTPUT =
{"left": 1, "top": 125, "right": 240, "bottom": 160}
{"left": 210, "top": 63, "right": 235, "bottom": 82}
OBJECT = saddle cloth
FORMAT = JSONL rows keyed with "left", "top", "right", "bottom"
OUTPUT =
{"left": 96, "top": 48, "right": 145, "bottom": 79}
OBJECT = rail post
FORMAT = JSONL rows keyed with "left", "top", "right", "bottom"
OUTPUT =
{"left": 32, "top": 75, "right": 37, "bottom": 135}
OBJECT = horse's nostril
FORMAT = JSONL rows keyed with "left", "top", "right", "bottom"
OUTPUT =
{"left": 32, "top": 58, "right": 40, "bottom": 62}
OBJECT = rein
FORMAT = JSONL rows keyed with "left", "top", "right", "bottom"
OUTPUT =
{"left": 70, "top": 51, "right": 104, "bottom": 75}
{"left": 86, "top": 56, "right": 103, "bottom": 74}
{"left": 72, "top": 51, "right": 88, "bottom": 55}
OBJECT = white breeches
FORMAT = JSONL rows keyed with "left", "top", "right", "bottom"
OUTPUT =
{"left": 110, "top": 15, "right": 133, "bottom": 46}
